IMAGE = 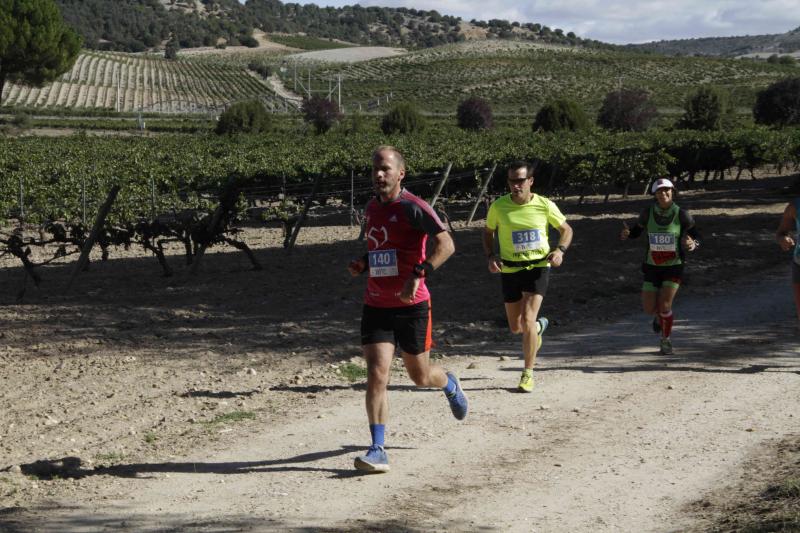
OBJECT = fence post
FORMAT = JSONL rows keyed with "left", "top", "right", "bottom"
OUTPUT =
{"left": 466, "top": 163, "right": 498, "bottom": 226}
{"left": 150, "top": 174, "right": 157, "bottom": 219}
{"left": 350, "top": 169, "right": 354, "bottom": 228}
{"left": 18, "top": 174, "right": 24, "bottom": 224}
{"left": 82, "top": 176, "right": 87, "bottom": 225}
{"left": 429, "top": 162, "right": 453, "bottom": 208}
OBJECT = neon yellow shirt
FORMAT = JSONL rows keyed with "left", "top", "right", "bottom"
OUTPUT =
{"left": 486, "top": 193, "right": 567, "bottom": 273}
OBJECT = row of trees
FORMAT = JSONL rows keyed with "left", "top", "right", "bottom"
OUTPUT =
{"left": 530, "top": 78, "right": 800, "bottom": 133}
{"left": 214, "top": 74, "right": 800, "bottom": 140}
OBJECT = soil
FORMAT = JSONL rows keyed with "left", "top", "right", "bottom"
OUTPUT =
{"left": 287, "top": 46, "right": 408, "bottom": 63}
{"left": 1, "top": 172, "right": 799, "bottom": 532}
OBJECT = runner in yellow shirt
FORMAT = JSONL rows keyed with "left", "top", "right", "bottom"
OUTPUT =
{"left": 483, "top": 161, "right": 574, "bottom": 392}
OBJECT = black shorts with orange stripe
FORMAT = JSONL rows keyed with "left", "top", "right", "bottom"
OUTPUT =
{"left": 361, "top": 301, "right": 432, "bottom": 355}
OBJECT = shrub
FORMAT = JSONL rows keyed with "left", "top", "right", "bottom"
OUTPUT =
{"left": 380, "top": 102, "right": 425, "bottom": 134}
{"left": 215, "top": 100, "right": 270, "bottom": 135}
{"left": 754, "top": 77, "right": 800, "bottom": 127}
{"left": 301, "top": 96, "right": 342, "bottom": 134}
{"left": 597, "top": 87, "right": 658, "bottom": 131}
{"left": 676, "top": 86, "right": 730, "bottom": 130}
{"left": 532, "top": 99, "right": 590, "bottom": 132}
{"left": 240, "top": 35, "right": 259, "bottom": 48}
{"left": 247, "top": 61, "right": 272, "bottom": 79}
{"left": 164, "top": 40, "right": 178, "bottom": 60}
{"left": 457, "top": 96, "right": 494, "bottom": 130}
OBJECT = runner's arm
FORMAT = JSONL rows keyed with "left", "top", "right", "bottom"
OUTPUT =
{"left": 680, "top": 210, "right": 701, "bottom": 250}
{"left": 482, "top": 227, "right": 502, "bottom": 273}
{"left": 621, "top": 207, "right": 648, "bottom": 240}
{"left": 398, "top": 230, "right": 454, "bottom": 304}
{"left": 348, "top": 253, "right": 368, "bottom": 276}
{"left": 426, "top": 229, "right": 455, "bottom": 270}
{"left": 546, "top": 221, "right": 573, "bottom": 267}
{"left": 776, "top": 203, "right": 797, "bottom": 252}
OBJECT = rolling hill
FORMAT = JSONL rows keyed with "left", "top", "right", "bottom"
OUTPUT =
{"left": 627, "top": 26, "right": 800, "bottom": 57}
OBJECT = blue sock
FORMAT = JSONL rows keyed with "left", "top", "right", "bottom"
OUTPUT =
{"left": 443, "top": 374, "right": 457, "bottom": 395}
{"left": 370, "top": 424, "right": 385, "bottom": 447}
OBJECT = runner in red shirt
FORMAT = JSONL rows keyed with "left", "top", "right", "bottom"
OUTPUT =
{"left": 347, "top": 146, "right": 468, "bottom": 473}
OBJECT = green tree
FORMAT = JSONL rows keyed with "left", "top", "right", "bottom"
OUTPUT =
{"left": 0, "top": 0, "right": 81, "bottom": 106}
{"left": 753, "top": 77, "right": 800, "bottom": 127}
{"left": 677, "top": 86, "right": 731, "bottom": 130}
{"left": 164, "top": 38, "right": 179, "bottom": 60}
{"left": 215, "top": 100, "right": 270, "bottom": 135}
{"left": 381, "top": 102, "right": 425, "bottom": 134}
{"left": 597, "top": 87, "right": 657, "bottom": 132}
{"left": 532, "top": 98, "right": 590, "bottom": 132}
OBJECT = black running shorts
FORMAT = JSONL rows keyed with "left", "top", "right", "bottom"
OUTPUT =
{"left": 361, "top": 301, "right": 432, "bottom": 355}
{"left": 501, "top": 267, "right": 550, "bottom": 303}
{"left": 641, "top": 263, "right": 684, "bottom": 289}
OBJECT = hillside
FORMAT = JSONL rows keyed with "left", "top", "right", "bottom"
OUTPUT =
{"left": 3, "top": 38, "right": 798, "bottom": 116}
{"left": 54, "top": 0, "right": 602, "bottom": 53}
{"left": 298, "top": 40, "right": 798, "bottom": 114}
{"left": 627, "top": 26, "right": 800, "bottom": 57}
{"left": 0, "top": 51, "right": 283, "bottom": 114}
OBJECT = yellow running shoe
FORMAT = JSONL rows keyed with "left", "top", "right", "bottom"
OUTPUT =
{"left": 518, "top": 369, "right": 534, "bottom": 393}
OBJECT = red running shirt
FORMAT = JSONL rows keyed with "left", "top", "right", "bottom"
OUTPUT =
{"left": 363, "top": 189, "right": 447, "bottom": 307}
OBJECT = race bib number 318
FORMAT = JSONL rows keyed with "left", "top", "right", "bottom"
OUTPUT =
{"left": 511, "top": 229, "right": 542, "bottom": 253}
{"left": 369, "top": 249, "right": 399, "bottom": 277}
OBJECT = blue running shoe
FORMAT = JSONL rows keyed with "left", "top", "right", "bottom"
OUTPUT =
{"left": 354, "top": 445, "right": 390, "bottom": 473}
{"left": 445, "top": 371, "right": 468, "bottom": 420}
{"left": 536, "top": 317, "right": 549, "bottom": 349}
{"left": 537, "top": 317, "right": 549, "bottom": 335}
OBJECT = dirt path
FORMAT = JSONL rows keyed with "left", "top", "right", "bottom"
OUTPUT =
{"left": 2, "top": 177, "right": 799, "bottom": 531}
{"left": 2, "top": 263, "right": 798, "bottom": 532}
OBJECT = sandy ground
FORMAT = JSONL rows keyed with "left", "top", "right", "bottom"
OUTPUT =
{"left": 0, "top": 174, "right": 799, "bottom": 531}
{"left": 286, "top": 47, "right": 408, "bottom": 63}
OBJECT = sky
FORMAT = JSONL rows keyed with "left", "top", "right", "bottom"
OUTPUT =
{"left": 271, "top": 1, "right": 800, "bottom": 45}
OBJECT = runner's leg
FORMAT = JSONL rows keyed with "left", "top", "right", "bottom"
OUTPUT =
{"left": 641, "top": 289, "right": 658, "bottom": 316}
{"left": 402, "top": 351, "right": 447, "bottom": 388}
{"left": 657, "top": 285, "right": 679, "bottom": 338}
{"left": 505, "top": 300, "right": 523, "bottom": 334}
{"left": 520, "top": 292, "right": 544, "bottom": 370}
{"left": 364, "top": 342, "right": 395, "bottom": 425}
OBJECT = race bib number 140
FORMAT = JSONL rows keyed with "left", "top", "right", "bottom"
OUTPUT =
{"left": 511, "top": 229, "right": 542, "bottom": 253}
{"left": 369, "top": 249, "right": 398, "bottom": 277}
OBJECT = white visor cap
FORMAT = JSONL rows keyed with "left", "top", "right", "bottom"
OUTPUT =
{"left": 651, "top": 178, "right": 675, "bottom": 194}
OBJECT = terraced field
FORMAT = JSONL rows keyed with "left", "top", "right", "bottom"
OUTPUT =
{"left": 3, "top": 40, "right": 797, "bottom": 116}
{"left": 1, "top": 51, "right": 283, "bottom": 114}
{"left": 297, "top": 40, "right": 799, "bottom": 114}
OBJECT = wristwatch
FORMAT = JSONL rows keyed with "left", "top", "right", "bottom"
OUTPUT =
{"left": 557, "top": 245, "right": 568, "bottom": 253}
{"left": 413, "top": 261, "right": 433, "bottom": 278}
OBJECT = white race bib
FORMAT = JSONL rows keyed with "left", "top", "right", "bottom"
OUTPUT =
{"left": 369, "top": 249, "right": 398, "bottom": 277}
{"left": 649, "top": 233, "right": 676, "bottom": 252}
{"left": 511, "top": 229, "right": 543, "bottom": 253}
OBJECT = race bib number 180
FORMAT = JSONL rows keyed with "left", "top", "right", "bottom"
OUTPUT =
{"left": 649, "top": 233, "right": 676, "bottom": 252}
{"left": 511, "top": 229, "right": 542, "bottom": 253}
{"left": 369, "top": 249, "right": 398, "bottom": 277}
